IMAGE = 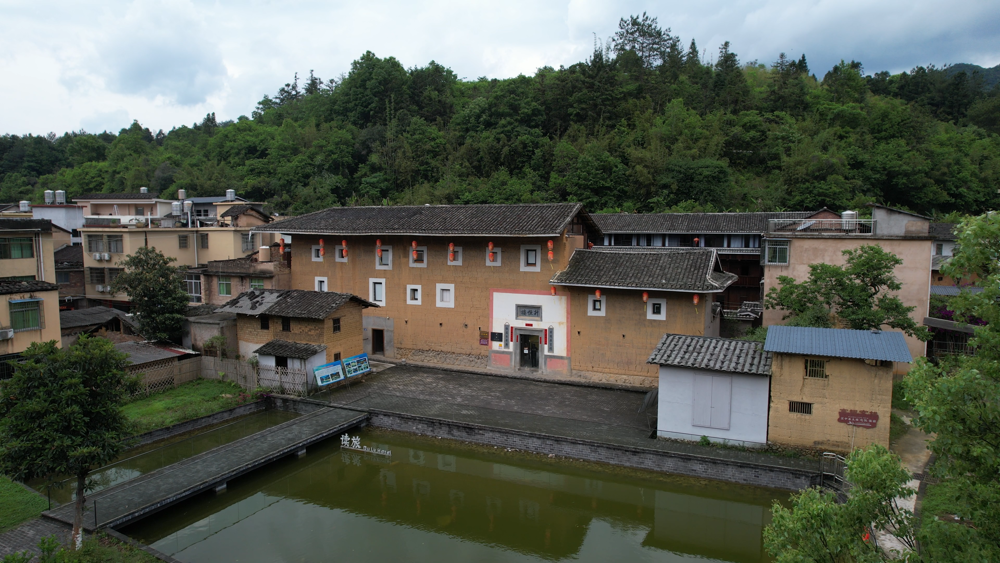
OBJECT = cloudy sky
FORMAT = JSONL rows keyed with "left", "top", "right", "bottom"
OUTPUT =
{"left": 2, "top": 0, "right": 998, "bottom": 136}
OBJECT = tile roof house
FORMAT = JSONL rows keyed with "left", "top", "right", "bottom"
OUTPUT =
{"left": 60, "top": 306, "right": 141, "bottom": 347}
{"left": 192, "top": 251, "right": 291, "bottom": 306}
{"left": 550, "top": 248, "right": 736, "bottom": 293}
{"left": 648, "top": 334, "right": 772, "bottom": 446}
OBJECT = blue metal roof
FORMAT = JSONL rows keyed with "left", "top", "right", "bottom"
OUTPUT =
{"left": 764, "top": 326, "right": 913, "bottom": 363}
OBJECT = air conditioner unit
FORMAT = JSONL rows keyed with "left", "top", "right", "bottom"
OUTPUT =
{"left": 93, "top": 253, "right": 102, "bottom": 261}
{"left": 0, "top": 329, "right": 13, "bottom": 340}
{"left": 95, "top": 285, "right": 104, "bottom": 292}
{"left": 101, "top": 253, "right": 111, "bottom": 261}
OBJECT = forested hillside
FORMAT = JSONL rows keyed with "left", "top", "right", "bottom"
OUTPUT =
{"left": 2, "top": 14, "right": 999, "bottom": 217}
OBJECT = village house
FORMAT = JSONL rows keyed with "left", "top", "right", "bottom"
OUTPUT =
{"left": 215, "top": 289, "right": 375, "bottom": 371}
{"left": 189, "top": 244, "right": 291, "bottom": 306}
{"left": 252, "top": 204, "right": 743, "bottom": 386}
{"left": 59, "top": 306, "right": 140, "bottom": 348}
{"left": 0, "top": 280, "right": 61, "bottom": 370}
{"left": 761, "top": 205, "right": 934, "bottom": 370}
{"left": 648, "top": 334, "right": 771, "bottom": 447}
{"left": 764, "top": 325, "right": 911, "bottom": 451}
{"left": 53, "top": 244, "right": 85, "bottom": 309}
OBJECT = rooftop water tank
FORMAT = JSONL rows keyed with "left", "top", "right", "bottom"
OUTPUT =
{"left": 139, "top": 187, "right": 148, "bottom": 194}
{"left": 183, "top": 200, "right": 193, "bottom": 213}
{"left": 177, "top": 189, "right": 186, "bottom": 201}
{"left": 842, "top": 210, "right": 858, "bottom": 231}
{"left": 171, "top": 201, "right": 182, "bottom": 216}
{"left": 225, "top": 189, "right": 236, "bottom": 201}
{"left": 44, "top": 190, "right": 54, "bottom": 204}
{"left": 19, "top": 201, "right": 30, "bottom": 212}
{"left": 55, "top": 190, "right": 66, "bottom": 204}
{"left": 259, "top": 245, "right": 271, "bottom": 262}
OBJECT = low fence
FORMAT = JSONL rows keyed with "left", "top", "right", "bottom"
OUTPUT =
{"left": 127, "top": 356, "right": 312, "bottom": 400}
{"left": 129, "top": 357, "right": 201, "bottom": 399}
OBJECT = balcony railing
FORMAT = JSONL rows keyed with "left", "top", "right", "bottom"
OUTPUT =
{"left": 768, "top": 218, "right": 876, "bottom": 235}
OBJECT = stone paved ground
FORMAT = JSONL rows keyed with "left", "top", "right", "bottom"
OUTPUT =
{"left": 0, "top": 517, "right": 77, "bottom": 558}
{"left": 317, "top": 364, "right": 817, "bottom": 471}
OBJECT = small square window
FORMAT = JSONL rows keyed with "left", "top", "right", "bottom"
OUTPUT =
{"left": 281, "top": 317, "right": 291, "bottom": 332}
{"left": 315, "top": 277, "right": 327, "bottom": 292}
{"left": 526, "top": 249, "right": 537, "bottom": 266}
{"left": 486, "top": 247, "right": 502, "bottom": 267}
{"left": 260, "top": 316, "right": 269, "bottom": 330}
{"left": 332, "top": 318, "right": 341, "bottom": 334}
{"left": 436, "top": 283, "right": 455, "bottom": 308}
{"left": 588, "top": 294, "right": 606, "bottom": 317}
{"left": 447, "top": 247, "right": 463, "bottom": 266}
{"left": 376, "top": 246, "right": 392, "bottom": 270}
{"left": 335, "top": 245, "right": 348, "bottom": 263}
{"left": 652, "top": 303, "right": 662, "bottom": 315}
{"left": 805, "top": 359, "right": 827, "bottom": 379}
{"left": 765, "top": 240, "right": 789, "bottom": 265}
{"left": 369, "top": 278, "right": 386, "bottom": 305}
{"left": 334, "top": 352, "right": 342, "bottom": 362}
{"left": 409, "top": 246, "right": 427, "bottom": 268}
{"left": 312, "top": 245, "right": 323, "bottom": 262}
{"left": 647, "top": 297, "right": 667, "bottom": 321}
{"left": 520, "top": 245, "right": 541, "bottom": 272}
{"left": 406, "top": 284, "right": 421, "bottom": 305}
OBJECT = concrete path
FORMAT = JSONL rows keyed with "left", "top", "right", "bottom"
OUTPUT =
{"left": 0, "top": 518, "right": 76, "bottom": 558}
{"left": 42, "top": 407, "right": 366, "bottom": 531}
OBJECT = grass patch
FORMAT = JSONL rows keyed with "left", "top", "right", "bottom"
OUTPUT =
{"left": 921, "top": 478, "right": 971, "bottom": 528}
{"left": 892, "top": 380, "right": 912, "bottom": 411}
{"left": 5, "top": 533, "right": 158, "bottom": 562}
{"left": 889, "top": 412, "right": 909, "bottom": 444}
{"left": 123, "top": 379, "right": 254, "bottom": 434}
{"left": 0, "top": 475, "right": 48, "bottom": 532}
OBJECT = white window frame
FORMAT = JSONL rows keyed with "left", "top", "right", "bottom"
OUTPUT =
{"left": 447, "top": 246, "right": 463, "bottom": 266}
{"left": 587, "top": 294, "right": 606, "bottom": 317}
{"left": 520, "top": 245, "right": 541, "bottom": 272}
{"left": 375, "top": 246, "right": 392, "bottom": 270}
{"left": 311, "top": 245, "right": 323, "bottom": 262}
{"left": 486, "top": 247, "right": 502, "bottom": 267}
{"left": 764, "top": 239, "right": 789, "bottom": 265}
{"left": 647, "top": 298, "right": 667, "bottom": 321}
{"left": 335, "top": 245, "right": 348, "bottom": 263}
{"left": 406, "top": 284, "right": 422, "bottom": 305}
{"left": 315, "top": 277, "right": 328, "bottom": 292}
{"left": 409, "top": 246, "right": 428, "bottom": 268}
{"left": 436, "top": 283, "right": 455, "bottom": 308}
{"left": 369, "top": 278, "right": 385, "bottom": 306}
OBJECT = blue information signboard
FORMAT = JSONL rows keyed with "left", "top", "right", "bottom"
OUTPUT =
{"left": 313, "top": 361, "right": 345, "bottom": 386}
{"left": 342, "top": 353, "right": 372, "bottom": 378}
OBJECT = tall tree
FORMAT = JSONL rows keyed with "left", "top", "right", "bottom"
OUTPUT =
{"left": 110, "top": 246, "right": 189, "bottom": 342}
{"left": 611, "top": 12, "right": 678, "bottom": 69}
{"left": 0, "top": 336, "right": 137, "bottom": 548}
{"left": 765, "top": 245, "right": 931, "bottom": 339}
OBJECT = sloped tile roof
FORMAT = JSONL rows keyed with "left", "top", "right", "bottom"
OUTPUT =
{"left": 930, "top": 223, "right": 957, "bottom": 241}
{"left": 199, "top": 256, "right": 274, "bottom": 277}
{"left": 0, "top": 218, "right": 54, "bottom": 232}
{"left": 550, "top": 248, "right": 737, "bottom": 293}
{"left": 75, "top": 192, "right": 160, "bottom": 200}
{"left": 215, "top": 289, "right": 377, "bottom": 319}
{"left": 254, "top": 203, "right": 594, "bottom": 237}
{"left": 648, "top": 334, "right": 771, "bottom": 375}
{"left": 60, "top": 307, "right": 137, "bottom": 330}
{"left": 220, "top": 204, "right": 267, "bottom": 220}
{"left": 54, "top": 245, "right": 83, "bottom": 268}
{"left": 0, "top": 280, "right": 59, "bottom": 296}
{"left": 764, "top": 326, "right": 913, "bottom": 363}
{"left": 591, "top": 212, "right": 813, "bottom": 234}
{"left": 931, "top": 255, "right": 949, "bottom": 271}
{"left": 114, "top": 341, "right": 191, "bottom": 365}
{"left": 254, "top": 339, "right": 326, "bottom": 359}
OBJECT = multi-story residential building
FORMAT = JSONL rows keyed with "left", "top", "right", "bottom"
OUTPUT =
{"left": 761, "top": 205, "right": 934, "bottom": 370}
{"left": 77, "top": 192, "right": 276, "bottom": 309}
{"left": 33, "top": 190, "right": 85, "bottom": 245}
{"left": 253, "top": 204, "right": 738, "bottom": 385}
{"left": 53, "top": 244, "right": 86, "bottom": 309}
{"left": 0, "top": 218, "right": 62, "bottom": 361}
{"left": 192, "top": 245, "right": 291, "bottom": 306}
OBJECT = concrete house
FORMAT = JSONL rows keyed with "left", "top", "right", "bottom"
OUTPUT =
{"left": 648, "top": 334, "right": 771, "bottom": 447}
{"left": 190, "top": 248, "right": 291, "bottom": 306}
{"left": 215, "top": 289, "right": 376, "bottom": 372}
{"left": 764, "top": 326, "right": 912, "bottom": 451}
{"left": 0, "top": 280, "right": 61, "bottom": 365}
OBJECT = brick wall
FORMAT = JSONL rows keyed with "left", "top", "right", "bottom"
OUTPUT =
{"left": 768, "top": 353, "right": 893, "bottom": 451}
{"left": 323, "top": 301, "right": 365, "bottom": 363}
{"left": 236, "top": 304, "right": 364, "bottom": 365}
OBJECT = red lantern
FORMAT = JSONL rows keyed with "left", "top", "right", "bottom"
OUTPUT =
{"left": 341, "top": 239, "right": 347, "bottom": 247}
{"left": 412, "top": 240, "right": 418, "bottom": 249}
{"left": 693, "top": 237, "right": 700, "bottom": 246}
{"left": 550, "top": 286, "right": 556, "bottom": 296}
{"left": 547, "top": 250, "right": 554, "bottom": 261}
{"left": 642, "top": 291, "right": 649, "bottom": 303}
{"left": 279, "top": 240, "right": 285, "bottom": 254}
{"left": 489, "top": 251, "right": 495, "bottom": 262}
{"left": 488, "top": 241, "right": 494, "bottom": 251}
{"left": 376, "top": 248, "right": 383, "bottom": 258}
{"left": 449, "top": 252, "right": 455, "bottom": 262}
{"left": 547, "top": 240, "right": 554, "bottom": 251}
{"left": 376, "top": 239, "right": 381, "bottom": 247}
{"left": 412, "top": 249, "right": 418, "bottom": 260}
{"left": 319, "top": 238, "right": 325, "bottom": 257}
{"left": 595, "top": 289, "right": 601, "bottom": 299}
{"left": 587, "top": 242, "right": 594, "bottom": 249}
{"left": 693, "top": 294, "right": 699, "bottom": 305}
{"left": 342, "top": 248, "right": 348, "bottom": 258}
{"left": 448, "top": 242, "right": 455, "bottom": 252}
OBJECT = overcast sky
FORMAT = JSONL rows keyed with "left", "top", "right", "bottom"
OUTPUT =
{"left": 2, "top": 0, "right": 998, "bottom": 137}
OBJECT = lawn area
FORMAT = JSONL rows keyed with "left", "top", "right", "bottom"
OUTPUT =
{"left": 921, "top": 478, "right": 971, "bottom": 528}
{"left": 123, "top": 379, "right": 253, "bottom": 434}
{"left": 0, "top": 475, "right": 48, "bottom": 532}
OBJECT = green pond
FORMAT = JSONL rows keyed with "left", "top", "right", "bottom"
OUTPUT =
{"left": 123, "top": 428, "right": 788, "bottom": 562}
{"left": 30, "top": 410, "right": 299, "bottom": 505}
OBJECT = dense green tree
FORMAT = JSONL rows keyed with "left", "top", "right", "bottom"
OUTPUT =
{"left": 0, "top": 336, "right": 137, "bottom": 548}
{"left": 109, "top": 247, "right": 189, "bottom": 342}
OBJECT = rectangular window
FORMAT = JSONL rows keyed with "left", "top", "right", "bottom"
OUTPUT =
{"left": 447, "top": 247, "right": 462, "bottom": 266}
{"left": 261, "top": 316, "right": 269, "bottom": 330}
{"left": 218, "top": 277, "right": 231, "bottom": 296}
{"left": 178, "top": 234, "right": 189, "bottom": 249}
{"left": 242, "top": 233, "right": 254, "bottom": 253}
{"left": 315, "top": 277, "right": 327, "bottom": 292}
{"left": 376, "top": 246, "right": 392, "bottom": 270}
{"left": 135, "top": 206, "right": 144, "bottom": 216}
{"left": 311, "top": 245, "right": 323, "bottom": 262}
{"left": 765, "top": 240, "right": 789, "bottom": 265}
{"left": 195, "top": 208, "right": 210, "bottom": 218}
{"left": 407, "top": 285, "right": 421, "bottom": 305}
{"left": 516, "top": 305, "right": 542, "bottom": 321}
{"left": 409, "top": 246, "right": 427, "bottom": 268}
{"left": 647, "top": 298, "right": 667, "bottom": 321}
{"left": 86, "top": 235, "right": 105, "bottom": 253}
{"left": 935, "top": 243, "right": 943, "bottom": 256}
{"left": 184, "top": 273, "right": 202, "bottom": 302}
{"left": 332, "top": 318, "right": 341, "bottom": 334}
{"left": 106, "top": 268, "right": 123, "bottom": 283}
{"left": 526, "top": 249, "right": 537, "bottom": 266}
{"left": 436, "top": 283, "right": 455, "bottom": 308}
{"left": 88, "top": 268, "right": 106, "bottom": 285}
{"left": 335, "top": 245, "right": 348, "bottom": 263}
{"left": 106, "top": 235, "right": 123, "bottom": 254}
{"left": 9, "top": 300, "right": 42, "bottom": 332}
{"left": 56, "top": 271, "right": 71, "bottom": 284}
{"left": 520, "top": 245, "right": 541, "bottom": 272}
{"left": 486, "top": 247, "right": 502, "bottom": 266}
{"left": 789, "top": 401, "right": 813, "bottom": 415}
{"left": 199, "top": 233, "right": 209, "bottom": 249}
{"left": 281, "top": 317, "right": 291, "bottom": 332}
{"left": 369, "top": 278, "right": 385, "bottom": 305}
{"left": 588, "top": 294, "right": 605, "bottom": 316}
{"left": 0, "top": 237, "right": 35, "bottom": 260}
{"left": 805, "top": 359, "right": 828, "bottom": 379}
{"left": 250, "top": 278, "right": 264, "bottom": 289}
{"left": 334, "top": 352, "right": 342, "bottom": 362}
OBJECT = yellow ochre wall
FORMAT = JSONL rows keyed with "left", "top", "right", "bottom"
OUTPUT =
{"left": 2, "top": 231, "right": 56, "bottom": 282}
{"left": 767, "top": 353, "right": 893, "bottom": 452}
{"left": 235, "top": 301, "right": 364, "bottom": 364}
{"left": 0, "top": 288, "right": 62, "bottom": 354}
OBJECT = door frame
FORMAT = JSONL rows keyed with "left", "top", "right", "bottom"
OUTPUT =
{"left": 371, "top": 328, "right": 385, "bottom": 355}
{"left": 513, "top": 328, "right": 544, "bottom": 370}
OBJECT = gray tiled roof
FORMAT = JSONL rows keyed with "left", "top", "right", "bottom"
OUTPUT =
{"left": 648, "top": 334, "right": 771, "bottom": 375}
{"left": 592, "top": 212, "right": 813, "bottom": 234}
{"left": 930, "top": 223, "right": 957, "bottom": 241}
{"left": 60, "top": 307, "right": 137, "bottom": 330}
{"left": 254, "top": 339, "right": 326, "bottom": 359}
{"left": 199, "top": 257, "right": 274, "bottom": 277}
{"left": 931, "top": 255, "right": 949, "bottom": 271}
{"left": 550, "top": 248, "right": 737, "bottom": 293}
{"left": 764, "top": 326, "right": 913, "bottom": 363}
{"left": 75, "top": 192, "right": 160, "bottom": 200}
{"left": 215, "top": 289, "right": 376, "bottom": 319}
{"left": 114, "top": 341, "right": 188, "bottom": 365}
{"left": 54, "top": 245, "right": 83, "bottom": 268}
{"left": 254, "top": 203, "right": 595, "bottom": 237}
{"left": 0, "top": 280, "right": 59, "bottom": 296}
{"left": 0, "top": 218, "right": 54, "bottom": 232}
{"left": 220, "top": 204, "right": 267, "bottom": 219}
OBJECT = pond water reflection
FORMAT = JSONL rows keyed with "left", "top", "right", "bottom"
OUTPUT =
{"left": 123, "top": 429, "right": 787, "bottom": 562}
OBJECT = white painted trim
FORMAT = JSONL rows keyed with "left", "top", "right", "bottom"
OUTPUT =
{"left": 436, "top": 283, "right": 455, "bottom": 308}
{"left": 369, "top": 278, "right": 386, "bottom": 306}
{"left": 520, "top": 245, "right": 542, "bottom": 272}
{"left": 486, "top": 247, "right": 502, "bottom": 267}
{"left": 409, "top": 246, "right": 428, "bottom": 268}
{"left": 406, "top": 284, "right": 422, "bottom": 305}
{"left": 647, "top": 298, "right": 667, "bottom": 320}
{"left": 314, "top": 277, "right": 328, "bottom": 292}
{"left": 311, "top": 245, "right": 323, "bottom": 262}
{"left": 375, "top": 246, "right": 392, "bottom": 270}
{"left": 334, "top": 245, "right": 348, "bottom": 263}
{"left": 587, "top": 294, "right": 606, "bottom": 316}
{"left": 447, "top": 246, "right": 463, "bottom": 266}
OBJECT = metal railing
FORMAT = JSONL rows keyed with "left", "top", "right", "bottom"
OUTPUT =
{"left": 768, "top": 218, "right": 876, "bottom": 235}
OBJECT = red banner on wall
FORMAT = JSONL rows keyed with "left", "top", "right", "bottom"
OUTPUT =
{"left": 838, "top": 409, "right": 879, "bottom": 428}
